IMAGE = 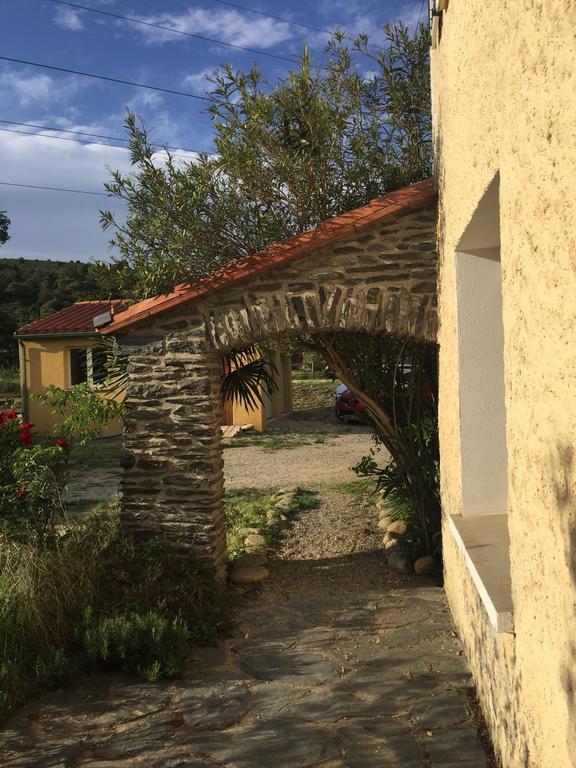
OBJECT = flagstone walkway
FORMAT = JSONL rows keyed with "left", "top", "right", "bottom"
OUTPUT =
{"left": 1, "top": 586, "right": 490, "bottom": 768}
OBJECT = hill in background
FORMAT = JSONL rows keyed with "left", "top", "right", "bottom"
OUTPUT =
{"left": 0, "top": 258, "right": 106, "bottom": 367}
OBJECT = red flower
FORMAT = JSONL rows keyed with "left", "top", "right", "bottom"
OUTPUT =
{"left": 18, "top": 430, "right": 33, "bottom": 446}
{"left": 20, "top": 422, "right": 35, "bottom": 431}
{"left": 16, "top": 483, "right": 26, "bottom": 499}
{"left": 0, "top": 409, "right": 17, "bottom": 424}
{"left": 55, "top": 438, "right": 68, "bottom": 449}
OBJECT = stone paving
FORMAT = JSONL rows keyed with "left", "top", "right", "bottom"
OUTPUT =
{"left": 1, "top": 586, "right": 489, "bottom": 768}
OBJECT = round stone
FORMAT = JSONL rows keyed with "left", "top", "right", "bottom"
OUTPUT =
{"left": 235, "top": 551, "right": 267, "bottom": 566}
{"left": 386, "top": 521, "right": 407, "bottom": 536}
{"left": 229, "top": 564, "right": 270, "bottom": 585}
{"left": 244, "top": 533, "right": 267, "bottom": 548}
{"left": 384, "top": 538, "right": 398, "bottom": 550}
{"left": 238, "top": 527, "right": 261, "bottom": 537}
{"left": 414, "top": 555, "right": 437, "bottom": 576}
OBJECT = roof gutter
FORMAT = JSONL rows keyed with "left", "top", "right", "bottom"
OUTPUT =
{"left": 14, "top": 331, "right": 100, "bottom": 340}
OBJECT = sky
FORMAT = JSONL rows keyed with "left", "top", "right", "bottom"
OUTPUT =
{"left": 0, "top": 0, "right": 423, "bottom": 263}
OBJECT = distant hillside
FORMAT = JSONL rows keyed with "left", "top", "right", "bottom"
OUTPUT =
{"left": 0, "top": 258, "right": 106, "bottom": 367}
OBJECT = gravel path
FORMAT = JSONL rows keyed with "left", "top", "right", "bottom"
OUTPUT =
{"left": 224, "top": 407, "right": 384, "bottom": 490}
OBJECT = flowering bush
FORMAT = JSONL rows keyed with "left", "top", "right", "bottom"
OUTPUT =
{"left": 0, "top": 408, "right": 68, "bottom": 538}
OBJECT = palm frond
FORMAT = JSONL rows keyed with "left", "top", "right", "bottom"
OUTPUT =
{"left": 221, "top": 347, "right": 278, "bottom": 411}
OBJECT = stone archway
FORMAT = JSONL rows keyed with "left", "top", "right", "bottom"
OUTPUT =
{"left": 100, "top": 180, "right": 437, "bottom": 574}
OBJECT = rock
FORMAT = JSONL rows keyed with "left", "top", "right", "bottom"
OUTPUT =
{"left": 387, "top": 550, "right": 413, "bottom": 574}
{"left": 238, "top": 527, "right": 261, "bottom": 537}
{"left": 377, "top": 518, "right": 391, "bottom": 531}
{"left": 244, "top": 533, "right": 267, "bottom": 549}
{"left": 229, "top": 564, "right": 270, "bottom": 585}
{"left": 266, "top": 509, "right": 279, "bottom": 521}
{"left": 386, "top": 521, "right": 407, "bottom": 536}
{"left": 235, "top": 551, "right": 267, "bottom": 566}
{"left": 414, "top": 555, "right": 437, "bottom": 576}
{"left": 384, "top": 538, "right": 398, "bottom": 550}
{"left": 274, "top": 503, "right": 291, "bottom": 513}
{"left": 267, "top": 515, "right": 280, "bottom": 528}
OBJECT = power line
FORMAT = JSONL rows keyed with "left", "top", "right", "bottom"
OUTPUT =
{"left": 0, "top": 120, "right": 205, "bottom": 154}
{"left": 47, "top": 0, "right": 301, "bottom": 65}
{"left": 211, "top": 0, "right": 334, "bottom": 37}
{"left": 0, "top": 126, "right": 197, "bottom": 160}
{"left": 0, "top": 56, "right": 212, "bottom": 101}
{"left": 0, "top": 181, "right": 108, "bottom": 196}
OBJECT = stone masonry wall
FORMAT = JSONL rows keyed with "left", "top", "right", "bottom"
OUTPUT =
{"left": 115, "top": 200, "right": 436, "bottom": 574}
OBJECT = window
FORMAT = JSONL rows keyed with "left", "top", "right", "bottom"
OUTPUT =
{"left": 69, "top": 347, "right": 108, "bottom": 387}
{"left": 69, "top": 348, "right": 88, "bottom": 385}
{"left": 449, "top": 173, "right": 514, "bottom": 632}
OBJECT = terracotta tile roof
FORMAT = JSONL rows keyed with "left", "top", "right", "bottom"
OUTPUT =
{"left": 102, "top": 178, "right": 436, "bottom": 335}
{"left": 16, "top": 300, "right": 125, "bottom": 336}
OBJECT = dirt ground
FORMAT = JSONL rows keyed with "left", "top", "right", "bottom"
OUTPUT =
{"left": 224, "top": 406, "right": 386, "bottom": 490}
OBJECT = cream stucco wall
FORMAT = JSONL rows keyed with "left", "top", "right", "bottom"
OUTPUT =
{"left": 223, "top": 351, "right": 292, "bottom": 431}
{"left": 432, "top": 3, "right": 576, "bottom": 767}
{"left": 19, "top": 335, "right": 123, "bottom": 436}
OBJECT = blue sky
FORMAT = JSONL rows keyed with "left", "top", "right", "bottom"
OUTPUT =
{"left": 0, "top": 0, "right": 422, "bottom": 262}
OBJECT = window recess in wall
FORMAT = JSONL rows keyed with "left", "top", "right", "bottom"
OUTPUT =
{"left": 451, "top": 173, "right": 514, "bottom": 633}
{"left": 69, "top": 347, "right": 108, "bottom": 387}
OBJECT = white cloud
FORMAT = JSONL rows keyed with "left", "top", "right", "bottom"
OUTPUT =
{"left": 398, "top": 2, "right": 426, "bottom": 29}
{"left": 53, "top": 6, "right": 85, "bottom": 31}
{"left": 0, "top": 126, "right": 205, "bottom": 262}
{"left": 0, "top": 70, "right": 84, "bottom": 108}
{"left": 182, "top": 68, "right": 213, "bottom": 95}
{"left": 0, "top": 131, "right": 131, "bottom": 261}
{"left": 132, "top": 7, "right": 295, "bottom": 50}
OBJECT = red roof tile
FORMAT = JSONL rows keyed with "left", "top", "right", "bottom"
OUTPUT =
{"left": 102, "top": 179, "right": 436, "bottom": 335}
{"left": 16, "top": 300, "right": 125, "bottom": 336}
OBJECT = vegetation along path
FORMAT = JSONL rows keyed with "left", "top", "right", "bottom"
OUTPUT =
{"left": 1, "top": 480, "right": 492, "bottom": 767}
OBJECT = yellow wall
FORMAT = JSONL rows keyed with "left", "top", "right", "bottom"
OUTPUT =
{"left": 19, "top": 335, "right": 123, "bottom": 436}
{"left": 432, "top": 3, "right": 576, "bottom": 766}
{"left": 224, "top": 350, "right": 292, "bottom": 431}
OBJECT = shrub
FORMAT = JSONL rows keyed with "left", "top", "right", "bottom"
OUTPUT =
{"left": 0, "top": 408, "right": 68, "bottom": 539}
{"left": 0, "top": 504, "right": 117, "bottom": 719}
{"left": 82, "top": 609, "right": 189, "bottom": 681}
{"left": 0, "top": 503, "right": 230, "bottom": 722}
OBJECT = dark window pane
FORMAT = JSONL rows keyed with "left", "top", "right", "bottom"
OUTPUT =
{"left": 91, "top": 347, "right": 108, "bottom": 384}
{"left": 70, "top": 348, "right": 88, "bottom": 385}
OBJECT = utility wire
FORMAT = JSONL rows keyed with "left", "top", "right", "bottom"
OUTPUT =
{"left": 0, "top": 56, "right": 212, "bottom": 101}
{"left": 0, "top": 119, "right": 205, "bottom": 154}
{"left": 0, "top": 127, "right": 198, "bottom": 160}
{"left": 210, "top": 0, "right": 334, "bottom": 36}
{"left": 0, "top": 181, "right": 108, "bottom": 196}
{"left": 47, "top": 0, "right": 301, "bottom": 65}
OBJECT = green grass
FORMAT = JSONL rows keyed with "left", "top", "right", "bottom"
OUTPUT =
{"left": 292, "top": 378, "right": 338, "bottom": 410}
{"left": 224, "top": 487, "right": 320, "bottom": 560}
{"left": 335, "top": 479, "right": 376, "bottom": 497}
{"left": 68, "top": 436, "right": 123, "bottom": 472}
{"left": 224, "top": 488, "right": 277, "bottom": 560}
{"left": 0, "top": 369, "right": 20, "bottom": 409}
{"left": 223, "top": 432, "right": 338, "bottom": 452}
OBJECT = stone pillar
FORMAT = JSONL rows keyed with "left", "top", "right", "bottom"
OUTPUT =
{"left": 118, "top": 322, "right": 226, "bottom": 576}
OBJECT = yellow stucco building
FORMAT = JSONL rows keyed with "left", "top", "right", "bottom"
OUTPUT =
{"left": 431, "top": 2, "right": 576, "bottom": 766}
{"left": 16, "top": 301, "right": 125, "bottom": 436}
{"left": 16, "top": 301, "right": 292, "bottom": 436}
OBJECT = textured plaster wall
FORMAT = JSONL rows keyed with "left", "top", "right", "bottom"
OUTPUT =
{"left": 432, "top": 2, "right": 576, "bottom": 766}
